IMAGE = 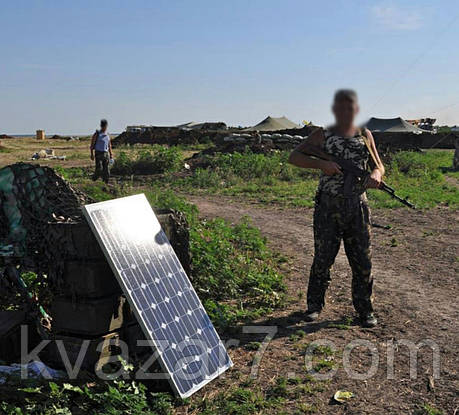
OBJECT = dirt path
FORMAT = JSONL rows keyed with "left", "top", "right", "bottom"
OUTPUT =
{"left": 185, "top": 194, "right": 458, "bottom": 414}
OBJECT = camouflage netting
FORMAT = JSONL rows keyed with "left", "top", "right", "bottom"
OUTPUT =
{"left": 0, "top": 163, "right": 91, "bottom": 260}
{"left": 112, "top": 127, "right": 223, "bottom": 147}
{"left": 0, "top": 163, "right": 93, "bottom": 309}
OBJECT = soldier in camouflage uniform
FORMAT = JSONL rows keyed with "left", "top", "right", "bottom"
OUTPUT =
{"left": 289, "top": 89, "right": 385, "bottom": 327}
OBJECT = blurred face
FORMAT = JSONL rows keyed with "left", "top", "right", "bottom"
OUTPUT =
{"left": 100, "top": 122, "right": 108, "bottom": 132}
{"left": 332, "top": 99, "right": 359, "bottom": 127}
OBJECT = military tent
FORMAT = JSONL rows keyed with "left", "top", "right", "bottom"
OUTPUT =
{"left": 244, "top": 116, "right": 301, "bottom": 131}
{"left": 176, "top": 121, "right": 227, "bottom": 130}
{"left": 365, "top": 117, "right": 426, "bottom": 134}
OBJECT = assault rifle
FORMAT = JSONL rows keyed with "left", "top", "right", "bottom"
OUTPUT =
{"left": 298, "top": 143, "right": 416, "bottom": 209}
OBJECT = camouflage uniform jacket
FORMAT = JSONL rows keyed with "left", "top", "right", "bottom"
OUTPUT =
{"left": 317, "top": 129, "right": 370, "bottom": 197}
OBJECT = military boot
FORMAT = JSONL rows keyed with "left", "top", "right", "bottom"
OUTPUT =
{"left": 360, "top": 313, "right": 377, "bottom": 328}
{"left": 304, "top": 309, "right": 321, "bottom": 322}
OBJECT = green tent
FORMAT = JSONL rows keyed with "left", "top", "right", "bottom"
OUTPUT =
{"left": 365, "top": 117, "right": 426, "bottom": 134}
{"left": 245, "top": 116, "right": 301, "bottom": 131}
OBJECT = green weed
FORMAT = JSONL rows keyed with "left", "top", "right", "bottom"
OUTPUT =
{"left": 0, "top": 380, "right": 173, "bottom": 415}
{"left": 327, "top": 316, "right": 353, "bottom": 330}
{"left": 312, "top": 345, "right": 334, "bottom": 357}
{"left": 190, "top": 215, "right": 285, "bottom": 328}
{"left": 414, "top": 403, "right": 444, "bottom": 415}
{"left": 295, "top": 330, "right": 306, "bottom": 339}
{"left": 295, "top": 403, "right": 318, "bottom": 414}
{"left": 193, "top": 387, "right": 282, "bottom": 414}
{"left": 244, "top": 341, "right": 261, "bottom": 351}
{"left": 267, "top": 377, "right": 289, "bottom": 398}
{"left": 313, "top": 359, "right": 335, "bottom": 372}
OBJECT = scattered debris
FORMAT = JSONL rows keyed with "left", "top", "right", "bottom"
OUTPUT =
{"left": 0, "top": 361, "right": 65, "bottom": 383}
{"left": 427, "top": 375, "right": 435, "bottom": 391}
{"left": 31, "top": 149, "right": 66, "bottom": 160}
{"left": 48, "top": 135, "right": 78, "bottom": 140}
{"left": 333, "top": 390, "right": 354, "bottom": 404}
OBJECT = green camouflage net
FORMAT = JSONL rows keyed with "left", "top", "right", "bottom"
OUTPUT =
{"left": 0, "top": 163, "right": 92, "bottom": 309}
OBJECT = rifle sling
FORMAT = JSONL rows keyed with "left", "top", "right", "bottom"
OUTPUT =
{"left": 360, "top": 129, "right": 383, "bottom": 171}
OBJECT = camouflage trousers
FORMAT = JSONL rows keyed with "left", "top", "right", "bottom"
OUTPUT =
{"left": 307, "top": 192, "right": 373, "bottom": 316}
{"left": 93, "top": 151, "right": 110, "bottom": 183}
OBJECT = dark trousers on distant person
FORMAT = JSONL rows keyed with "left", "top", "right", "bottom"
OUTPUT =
{"left": 93, "top": 150, "right": 110, "bottom": 183}
{"left": 307, "top": 192, "right": 374, "bottom": 317}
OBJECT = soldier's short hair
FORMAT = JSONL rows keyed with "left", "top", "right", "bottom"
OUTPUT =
{"left": 334, "top": 89, "right": 358, "bottom": 104}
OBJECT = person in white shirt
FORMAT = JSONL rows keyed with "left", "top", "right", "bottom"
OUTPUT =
{"left": 90, "top": 119, "right": 113, "bottom": 183}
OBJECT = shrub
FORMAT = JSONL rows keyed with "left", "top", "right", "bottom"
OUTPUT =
{"left": 190, "top": 216, "right": 285, "bottom": 327}
{"left": 113, "top": 151, "right": 134, "bottom": 175}
{"left": 112, "top": 146, "right": 182, "bottom": 175}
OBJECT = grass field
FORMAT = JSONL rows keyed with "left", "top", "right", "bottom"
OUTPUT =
{"left": 2, "top": 137, "right": 457, "bottom": 209}
{"left": 170, "top": 149, "right": 458, "bottom": 209}
{"left": 3, "top": 137, "right": 456, "bottom": 209}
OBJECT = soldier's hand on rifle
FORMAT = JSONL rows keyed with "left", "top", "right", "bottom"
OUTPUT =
{"left": 320, "top": 161, "right": 343, "bottom": 176}
{"left": 366, "top": 169, "right": 382, "bottom": 189}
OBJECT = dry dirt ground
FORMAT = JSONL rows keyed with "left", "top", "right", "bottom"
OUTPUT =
{"left": 183, "top": 194, "right": 458, "bottom": 415}
{"left": 0, "top": 137, "right": 92, "bottom": 169}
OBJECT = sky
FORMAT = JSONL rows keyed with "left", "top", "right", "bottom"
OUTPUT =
{"left": 1, "top": 0, "right": 459, "bottom": 134}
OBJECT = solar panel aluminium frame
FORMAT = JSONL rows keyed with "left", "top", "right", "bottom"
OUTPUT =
{"left": 83, "top": 194, "right": 233, "bottom": 398}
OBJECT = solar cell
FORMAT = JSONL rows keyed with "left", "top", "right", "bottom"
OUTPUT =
{"left": 83, "top": 194, "right": 232, "bottom": 397}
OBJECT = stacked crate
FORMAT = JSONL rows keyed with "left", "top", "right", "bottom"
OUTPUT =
{"left": 45, "top": 209, "right": 190, "bottom": 372}
{"left": 36, "top": 130, "right": 45, "bottom": 140}
{"left": 0, "top": 311, "right": 31, "bottom": 362}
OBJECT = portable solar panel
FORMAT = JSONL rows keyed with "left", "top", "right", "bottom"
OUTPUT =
{"left": 83, "top": 194, "right": 232, "bottom": 397}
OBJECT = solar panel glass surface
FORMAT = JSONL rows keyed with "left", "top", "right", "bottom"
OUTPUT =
{"left": 83, "top": 194, "right": 232, "bottom": 397}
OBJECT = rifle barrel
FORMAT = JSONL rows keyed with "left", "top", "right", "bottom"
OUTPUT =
{"left": 380, "top": 183, "right": 416, "bottom": 209}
